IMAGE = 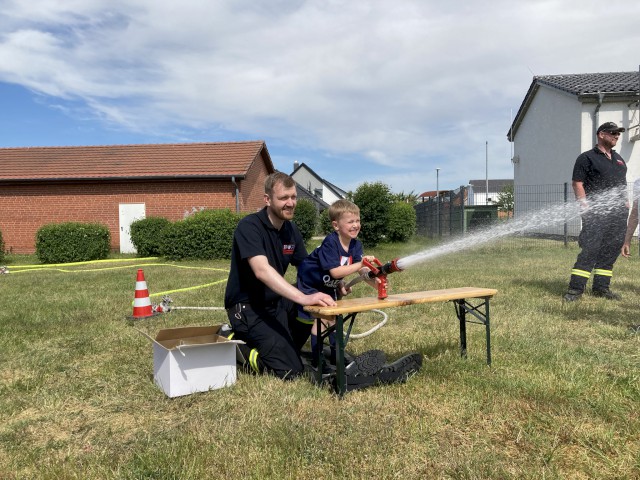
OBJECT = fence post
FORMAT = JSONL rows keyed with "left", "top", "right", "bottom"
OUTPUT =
{"left": 563, "top": 182, "right": 568, "bottom": 247}
{"left": 461, "top": 185, "right": 466, "bottom": 236}
{"left": 448, "top": 189, "right": 452, "bottom": 237}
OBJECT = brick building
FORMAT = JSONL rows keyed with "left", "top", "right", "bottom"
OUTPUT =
{"left": 0, "top": 141, "right": 274, "bottom": 254}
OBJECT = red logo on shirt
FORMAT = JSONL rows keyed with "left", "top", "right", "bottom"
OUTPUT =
{"left": 617, "top": 160, "right": 624, "bottom": 166}
{"left": 283, "top": 244, "right": 295, "bottom": 254}
{"left": 340, "top": 256, "right": 353, "bottom": 266}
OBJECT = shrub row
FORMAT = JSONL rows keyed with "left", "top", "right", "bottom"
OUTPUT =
{"left": 159, "top": 209, "right": 241, "bottom": 260}
{"left": 30, "top": 185, "right": 417, "bottom": 263}
{"left": 36, "top": 223, "right": 110, "bottom": 264}
{"left": 352, "top": 182, "right": 417, "bottom": 247}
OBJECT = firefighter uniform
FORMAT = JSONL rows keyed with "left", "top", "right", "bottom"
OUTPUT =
{"left": 567, "top": 145, "right": 628, "bottom": 294}
{"left": 224, "top": 207, "right": 309, "bottom": 379}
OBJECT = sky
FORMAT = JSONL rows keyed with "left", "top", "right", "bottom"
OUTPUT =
{"left": 1, "top": 1, "right": 640, "bottom": 195}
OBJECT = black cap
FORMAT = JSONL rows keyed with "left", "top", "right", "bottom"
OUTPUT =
{"left": 597, "top": 121, "right": 625, "bottom": 134}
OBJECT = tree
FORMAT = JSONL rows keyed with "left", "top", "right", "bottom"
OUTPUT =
{"left": 496, "top": 185, "right": 514, "bottom": 218}
{"left": 386, "top": 202, "right": 417, "bottom": 242}
{"left": 390, "top": 191, "right": 419, "bottom": 204}
{"left": 352, "top": 181, "right": 392, "bottom": 248}
{"left": 292, "top": 198, "right": 318, "bottom": 242}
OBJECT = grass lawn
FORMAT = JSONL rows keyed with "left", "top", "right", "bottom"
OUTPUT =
{"left": 0, "top": 238, "right": 638, "bottom": 479}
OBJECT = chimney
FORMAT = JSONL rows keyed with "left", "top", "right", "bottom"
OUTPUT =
{"left": 293, "top": 160, "right": 299, "bottom": 171}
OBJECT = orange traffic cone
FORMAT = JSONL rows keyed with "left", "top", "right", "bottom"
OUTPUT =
{"left": 131, "top": 269, "right": 154, "bottom": 319}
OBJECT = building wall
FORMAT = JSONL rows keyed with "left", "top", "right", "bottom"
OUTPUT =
{"left": 239, "top": 154, "right": 271, "bottom": 213}
{"left": 513, "top": 86, "right": 581, "bottom": 189}
{"left": 291, "top": 168, "right": 321, "bottom": 195}
{"left": 321, "top": 186, "right": 341, "bottom": 205}
{"left": 0, "top": 174, "right": 267, "bottom": 254}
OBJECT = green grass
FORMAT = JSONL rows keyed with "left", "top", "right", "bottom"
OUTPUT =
{"left": 1, "top": 238, "right": 639, "bottom": 479}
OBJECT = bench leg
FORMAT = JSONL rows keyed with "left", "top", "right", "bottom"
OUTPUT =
{"left": 457, "top": 299, "right": 468, "bottom": 359}
{"left": 454, "top": 297, "right": 492, "bottom": 366}
{"left": 334, "top": 314, "right": 346, "bottom": 397}
{"left": 485, "top": 299, "right": 492, "bottom": 366}
{"left": 315, "top": 317, "right": 325, "bottom": 385}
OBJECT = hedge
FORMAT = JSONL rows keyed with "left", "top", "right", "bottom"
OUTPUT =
{"left": 161, "top": 209, "right": 242, "bottom": 260}
{"left": 293, "top": 199, "right": 318, "bottom": 242}
{"left": 35, "top": 222, "right": 111, "bottom": 264}
{"left": 386, "top": 201, "right": 417, "bottom": 242}
{"left": 130, "top": 217, "right": 171, "bottom": 257}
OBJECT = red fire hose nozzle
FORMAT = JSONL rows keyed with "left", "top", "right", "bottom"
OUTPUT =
{"left": 362, "top": 257, "right": 403, "bottom": 299}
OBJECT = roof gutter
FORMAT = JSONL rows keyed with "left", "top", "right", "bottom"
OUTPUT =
{"left": 593, "top": 91, "right": 605, "bottom": 141}
{"left": 0, "top": 174, "right": 246, "bottom": 186}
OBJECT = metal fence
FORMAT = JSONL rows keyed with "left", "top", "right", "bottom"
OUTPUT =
{"left": 414, "top": 183, "right": 635, "bottom": 248}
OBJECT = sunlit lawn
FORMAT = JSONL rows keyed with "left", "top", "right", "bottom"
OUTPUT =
{"left": 0, "top": 237, "right": 638, "bottom": 479}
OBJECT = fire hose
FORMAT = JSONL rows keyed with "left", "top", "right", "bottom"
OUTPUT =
{"left": 151, "top": 302, "right": 388, "bottom": 339}
{"left": 151, "top": 257, "right": 403, "bottom": 338}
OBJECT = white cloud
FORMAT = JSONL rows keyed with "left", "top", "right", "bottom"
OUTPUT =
{"left": 1, "top": 0, "right": 639, "bottom": 192}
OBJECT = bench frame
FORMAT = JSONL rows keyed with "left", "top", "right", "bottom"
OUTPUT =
{"left": 305, "top": 287, "right": 497, "bottom": 397}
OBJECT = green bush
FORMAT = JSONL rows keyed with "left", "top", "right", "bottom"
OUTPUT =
{"left": 352, "top": 181, "right": 392, "bottom": 248}
{"left": 293, "top": 199, "right": 317, "bottom": 242}
{"left": 35, "top": 222, "right": 110, "bottom": 264}
{"left": 386, "top": 202, "right": 417, "bottom": 242}
{"left": 319, "top": 208, "right": 333, "bottom": 235}
{"left": 130, "top": 217, "right": 171, "bottom": 257}
{"left": 161, "top": 209, "right": 242, "bottom": 260}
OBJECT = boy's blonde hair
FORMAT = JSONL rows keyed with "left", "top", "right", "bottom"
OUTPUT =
{"left": 328, "top": 199, "right": 360, "bottom": 222}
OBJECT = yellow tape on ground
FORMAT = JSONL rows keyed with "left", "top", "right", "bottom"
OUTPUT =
{"left": 7, "top": 262, "right": 228, "bottom": 274}
{"left": 150, "top": 278, "right": 228, "bottom": 298}
{"left": 7, "top": 257, "right": 159, "bottom": 269}
{"left": 5, "top": 258, "right": 230, "bottom": 298}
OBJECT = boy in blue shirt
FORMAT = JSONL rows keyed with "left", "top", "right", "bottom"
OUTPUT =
{"left": 297, "top": 199, "right": 423, "bottom": 389}
{"left": 297, "top": 199, "right": 379, "bottom": 368}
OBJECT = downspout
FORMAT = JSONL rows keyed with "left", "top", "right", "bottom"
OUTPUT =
{"left": 231, "top": 176, "right": 240, "bottom": 213}
{"left": 593, "top": 91, "right": 605, "bottom": 141}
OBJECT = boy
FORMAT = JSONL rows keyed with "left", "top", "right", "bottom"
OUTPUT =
{"left": 296, "top": 199, "right": 380, "bottom": 370}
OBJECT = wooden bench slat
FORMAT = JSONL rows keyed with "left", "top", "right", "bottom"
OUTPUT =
{"left": 304, "top": 287, "right": 497, "bottom": 316}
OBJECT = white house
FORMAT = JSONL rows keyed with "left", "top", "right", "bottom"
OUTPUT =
{"left": 508, "top": 71, "right": 640, "bottom": 235}
{"left": 468, "top": 179, "right": 513, "bottom": 206}
{"left": 290, "top": 162, "right": 347, "bottom": 205}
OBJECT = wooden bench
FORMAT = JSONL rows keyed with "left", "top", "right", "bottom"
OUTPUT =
{"left": 304, "top": 287, "right": 498, "bottom": 396}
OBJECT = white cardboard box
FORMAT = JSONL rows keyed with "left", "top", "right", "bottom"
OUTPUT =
{"left": 149, "top": 325, "right": 244, "bottom": 398}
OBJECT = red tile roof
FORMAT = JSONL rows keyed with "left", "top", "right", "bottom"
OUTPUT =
{"left": 0, "top": 141, "right": 273, "bottom": 182}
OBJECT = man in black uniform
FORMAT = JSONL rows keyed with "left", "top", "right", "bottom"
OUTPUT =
{"left": 564, "top": 122, "right": 629, "bottom": 302}
{"left": 224, "top": 172, "right": 337, "bottom": 378}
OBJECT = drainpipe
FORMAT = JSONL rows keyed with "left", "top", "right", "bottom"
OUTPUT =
{"left": 231, "top": 176, "right": 240, "bottom": 213}
{"left": 593, "top": 91, "right": 605, "bottom": 141}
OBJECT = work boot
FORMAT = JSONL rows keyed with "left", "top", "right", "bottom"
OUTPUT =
{"left": 375, "top": 353, "right": 423, "bottom": 385}
{"left": 345, "top": 349, "right": 386, "bottom": 377}
{"left": 338, "top": 350, "right": 387, "bottom": 392}
{"left": 592, "top": 289, "right": 621, "bottom": 300}
{"left": 323, "top": 345, "right": 358, "bottom": 366}
{"left": 563, "top": 289, "right": 583, "bottom": 302}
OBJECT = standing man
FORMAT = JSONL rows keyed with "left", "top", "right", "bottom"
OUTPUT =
{"left": 224, "top": 172, "right": 336, "bottom": 379}
{"left": 563, "top": 122, "right": 629, "bottom": 302}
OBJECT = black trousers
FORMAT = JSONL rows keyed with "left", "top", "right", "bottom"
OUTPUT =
{"left": 569, "top": 206, "right": 628, "bottom": 292}
{"left": 226, "top": 299, "right": 309, "bottom": 379}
